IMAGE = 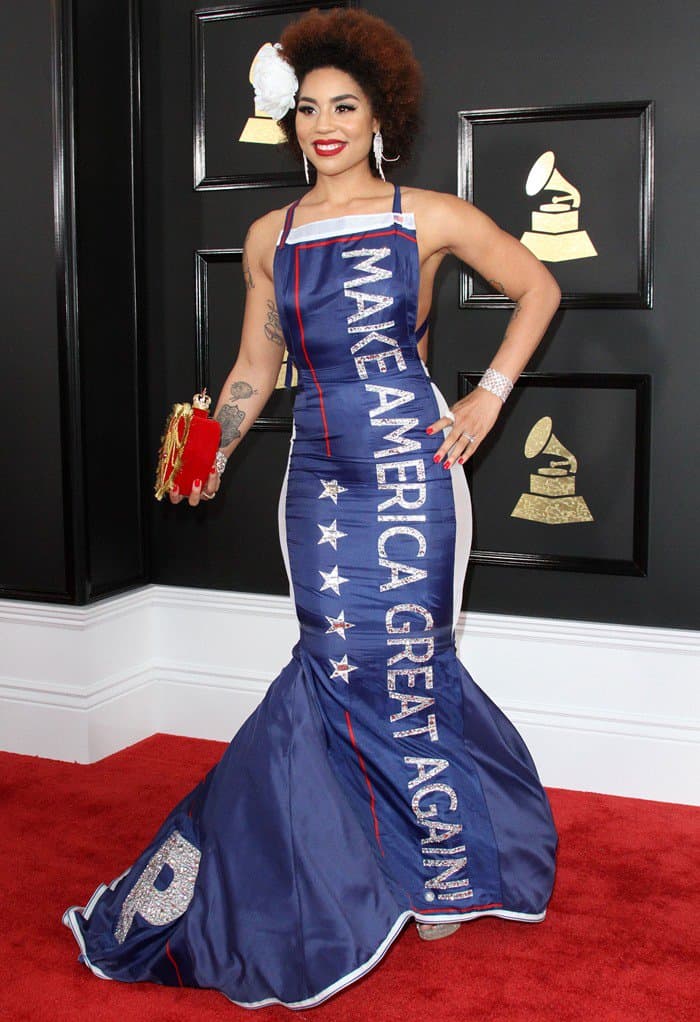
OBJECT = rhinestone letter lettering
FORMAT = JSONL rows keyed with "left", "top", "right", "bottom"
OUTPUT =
{"left": 114, "top": 830, "right": 201, "bottom": 944}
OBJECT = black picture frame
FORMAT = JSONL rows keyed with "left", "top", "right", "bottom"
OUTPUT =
{"left": 194, "top": 248, "right": 294, "bottom": 430}
{"left": 457, "top": 372, "right": 651, "bottom": 575}
{"left": 193, "top": 1, "right": 356, "bottom": 190}
{"left": 457, "top": 101, "right": 654, "bottom": 309}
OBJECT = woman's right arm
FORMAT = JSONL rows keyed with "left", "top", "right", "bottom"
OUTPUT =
{"left": 170, "top": 212, "right": 287, "bottom": 506}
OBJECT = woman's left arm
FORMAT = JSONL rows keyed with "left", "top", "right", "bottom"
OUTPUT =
{"left": 419, "top": 191, "right": 561, "bottom": 465}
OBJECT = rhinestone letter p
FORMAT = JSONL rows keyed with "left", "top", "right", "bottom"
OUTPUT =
{"left": 114, "top": 830, "right": 201, "bottom": 944}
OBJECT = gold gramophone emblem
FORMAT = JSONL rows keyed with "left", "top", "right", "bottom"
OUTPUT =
{"left": 520, "top": 151, "right": 597, "bottom": 263}
{"left": 511, "top": 416, "right": 593, "bottom": 525}
{"left": 238, "top": 45, "right": 287, "bottom": 145}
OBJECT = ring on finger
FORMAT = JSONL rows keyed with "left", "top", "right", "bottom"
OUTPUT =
{"left": 461, "top": 432, "right": 477, "bottom": 443}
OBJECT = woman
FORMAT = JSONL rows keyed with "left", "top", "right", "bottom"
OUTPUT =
{"left": 63, "top": 7, "right": 560, "bottom": 1010}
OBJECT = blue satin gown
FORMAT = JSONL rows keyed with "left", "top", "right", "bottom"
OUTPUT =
{"left": 63, "top": 184, "right": 558, "bottom": 1010}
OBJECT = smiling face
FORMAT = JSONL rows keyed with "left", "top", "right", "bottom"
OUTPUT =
{"left": 295, "top": 66, "right": 380, "bottom": 178}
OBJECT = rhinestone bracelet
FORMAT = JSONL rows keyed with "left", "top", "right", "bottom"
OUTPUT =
{"left": 214, "top": 449, "right": 228, "bottom": 476}
{"left": 478, "top": 367, "right": 514, "bottom": 403}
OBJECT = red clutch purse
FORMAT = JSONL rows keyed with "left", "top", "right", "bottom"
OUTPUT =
{"left": 154, "top": 390, "right": 222, "bottom": 500}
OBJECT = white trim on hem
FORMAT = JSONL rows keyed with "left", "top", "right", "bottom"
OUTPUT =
{"left": 227, "top": 906, "right": 547, "bottom": 1010}
{"left": 62, "top": 867, "right": 131, "bottom": 981}
{"left": 62, "top": 874, "right": 546, "bottom": 1011}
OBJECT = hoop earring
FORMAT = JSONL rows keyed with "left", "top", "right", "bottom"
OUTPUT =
{"left": 373, "top": 130, "right": 400, "bottom": 182}
{"left": 303, "top": 152, "right": 310, "bottom": 185}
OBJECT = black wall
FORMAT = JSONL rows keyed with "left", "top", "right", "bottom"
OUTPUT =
{"left": 72, "top": 0, "right": 146, "bottom": 598}
{"left": 0, "top": 0, "right": 145, "bottom": 603}
{"left": 390, "top": 0, "right": 698, "bottom": 628}
{"left": 1, "top": 2, "right": 68, "bottom": 598}
{"left": 2, "top": 0, "right": 698, "bottom": 629}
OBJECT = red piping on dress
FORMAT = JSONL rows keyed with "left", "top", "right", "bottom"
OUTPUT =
{"left": 165, "top": 939, "right": 184, "bottom": 987}
{"left": 344, "top": 709, "right": 384, "bottom": 856}
{"left": 294, "top": 246, "right": 332, "bottom": 457}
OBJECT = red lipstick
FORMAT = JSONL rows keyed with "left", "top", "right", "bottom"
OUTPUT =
{"left": 312, "top": 140, "right": 347, "bottom": 157}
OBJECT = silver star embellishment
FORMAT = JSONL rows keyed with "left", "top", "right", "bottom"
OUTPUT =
{"left": 318, "top": 479, "right": 347, "bottom": 504}
{"left": 319, "top": 565, "right": 349, "bottom": 595}
{"left": 325, "top": 611, "right": 355, "bottom": 640}
{"left": 329, "top": 654, "right": 357, "bottom": 683}
{"left": 317, "top": 520, "right": 348, "bottom": 550}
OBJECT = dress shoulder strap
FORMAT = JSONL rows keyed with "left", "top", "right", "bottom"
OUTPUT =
{"left": 415, "top": 316, "right": 430, "bottom": 341}
{"left": 392, "top": 183, "right": 402, "bottom": 214}
{"left": 278, "top": 198, "right": 302, "bottom": 248}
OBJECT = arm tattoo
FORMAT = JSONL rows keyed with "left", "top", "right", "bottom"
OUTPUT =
{"left": 216, "top": 405, "right": 246, "bottom": 446}
{"left": 229, "top": 380, "right": 257, "bottom": 400}
{"left": 216, "top": 379, "right": 257, "bottom": 445}
{"left": 264, "top": 299, "right": 285, "bottom": 347}
{"left": 242, "top": 231, "right": 254, "bottom": 290}
{"left": 489, "top": 281, "right": 522, "bottom": 320}
{"left": 502, "top": 300, "right": 523, "bottom": 344}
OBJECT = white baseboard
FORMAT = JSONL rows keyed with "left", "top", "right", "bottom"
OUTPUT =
{"left": 1, "top": 585, "right": 698, "bottom": 805}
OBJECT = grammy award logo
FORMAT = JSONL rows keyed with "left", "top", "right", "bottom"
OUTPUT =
{"left": 520, "top": 151, "right": 597, "bottom": 263}
{"left": 511, "top": 416, "right": 593, "bottom": 525}
{"left": 238, "top": 45, "right": 287, "bottom": 145}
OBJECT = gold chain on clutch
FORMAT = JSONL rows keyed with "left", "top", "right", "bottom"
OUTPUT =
{"left": 154, "top": 403, "right": 194, "bottom": 501}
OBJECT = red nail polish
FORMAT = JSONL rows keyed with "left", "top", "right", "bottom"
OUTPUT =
{"left": 426, "top": 427, "right": 434, "bottom": 435}
{"left": 193, "top": 478, "right": 201, "bottom": 488}
{"left": 457, "top": 457, "right": 464, "bottom": 464}
{"left": 433, "top": 454, "right": 440, "bottom": 463}
{"left": 444, "top": 460, "right": 451, "bottom": 469}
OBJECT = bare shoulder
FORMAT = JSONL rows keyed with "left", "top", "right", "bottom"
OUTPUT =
{"left": 244, "top": 204, "right": 294, "bottom": 280}
{"left": 243, "top": 204, "right": 286, "bottom": 255}
{"left": 402, "top": 186, "right": 482, "bottom": 223}
{"left": 401, "top": 186, "right": 500, "bottom": 256}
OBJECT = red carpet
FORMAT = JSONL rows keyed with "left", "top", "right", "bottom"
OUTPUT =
{"left": 1, "top": 733, "right": 697, "bottom": 1021}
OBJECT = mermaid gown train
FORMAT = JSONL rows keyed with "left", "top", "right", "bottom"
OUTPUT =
{"left": 62, "top": 184, "right": 558, "bottom": 1010}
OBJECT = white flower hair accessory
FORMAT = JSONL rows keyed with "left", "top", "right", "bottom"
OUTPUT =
{"left": 250, "top": 42, "right": 298, "bottom": 121}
